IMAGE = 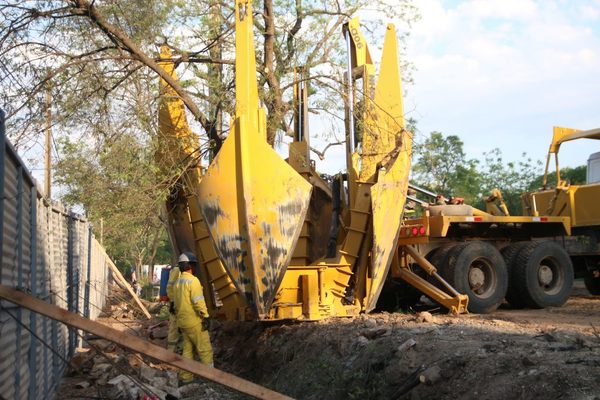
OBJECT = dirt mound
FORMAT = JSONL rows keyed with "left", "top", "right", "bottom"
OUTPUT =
{"left": 213, "top": 296, "right": 600, "bottom": 399}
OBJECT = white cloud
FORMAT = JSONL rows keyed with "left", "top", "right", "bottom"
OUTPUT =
{"left": 457, "top": 0, "right": 539, "bottom": 20}
{"left": 396, "top": 0, "right": 600, "bottom": 167}
{"left": 580, "top": 4, "right": 600, "bottom": 20}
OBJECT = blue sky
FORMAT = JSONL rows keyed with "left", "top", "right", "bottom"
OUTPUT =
{"left": 403, "top": 0, "right": 600, "bottom": 168}
{"left": 308, "top": 0, "right": 600, "bottom": 175}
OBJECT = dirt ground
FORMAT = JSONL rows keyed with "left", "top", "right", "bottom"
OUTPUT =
{"left": 58, "top": 280, "right": 600, "bottom": 400}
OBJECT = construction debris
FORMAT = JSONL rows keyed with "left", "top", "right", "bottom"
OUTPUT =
{"left": 105, "top": 255, "right": 152, "bottom": 319}
{"left": 397, "top": 338, "right": 417, "bottom": 352}
{"left": 0, "top": 284, "right": 291, "bottom": 400}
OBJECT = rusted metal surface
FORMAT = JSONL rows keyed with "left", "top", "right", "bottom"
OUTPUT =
{"left": 199, "top": 120, "right": 312, "bottom": 316}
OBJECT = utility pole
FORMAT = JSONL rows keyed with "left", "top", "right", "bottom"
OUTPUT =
{"left": 44, "top": 84, "right": 52, "bottom": 198}
{"left": 100, "top": 218, "right": 104, "bottom": 245}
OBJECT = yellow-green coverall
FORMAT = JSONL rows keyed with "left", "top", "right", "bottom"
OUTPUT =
{"left": 172, "top": 270, "right": 214, "bottom": 382}
{"left": 165, "top": 266, "right": 180, "bottom": 352}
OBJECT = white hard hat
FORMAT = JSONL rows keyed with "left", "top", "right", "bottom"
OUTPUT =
{"left": 178, "top": 251, "right": 198, "bottom": 263}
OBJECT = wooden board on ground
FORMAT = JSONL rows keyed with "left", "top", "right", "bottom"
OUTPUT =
{"left": 0, "top": 285, "right": 292, "bottom": 400}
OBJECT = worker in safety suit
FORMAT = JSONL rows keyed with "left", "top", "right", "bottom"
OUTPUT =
{"left": 172, "top": 251, "right": 214, "bottom": 383}
{"left": 165, "top": 263, "right": 181, "bottom": 352}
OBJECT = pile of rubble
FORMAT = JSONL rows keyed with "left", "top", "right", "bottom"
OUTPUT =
{"left": 61, "top": 337, "right": 241, "bottom": 400}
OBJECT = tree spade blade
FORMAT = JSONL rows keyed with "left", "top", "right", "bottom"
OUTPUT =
{"left": 366, "top": 24, "right": 412, "bottom": 312}
{"left": 198, "top": 116, "right": 312, "bottom": 317}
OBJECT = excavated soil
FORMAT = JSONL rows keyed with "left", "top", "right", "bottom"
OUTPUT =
{"left": 58, "top": 281, "right": 600, "bottom": 399}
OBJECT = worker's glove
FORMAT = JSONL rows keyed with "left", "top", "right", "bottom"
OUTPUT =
{"left": 201, "top": 317, "right": 211, "bottom": 331}
{"left": 169, "top": 302, "right": 176, "bottom": 315}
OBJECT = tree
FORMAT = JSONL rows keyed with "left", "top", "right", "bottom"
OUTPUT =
{"left": 527, "top": 165, "right": 587, "bottom": 191}
{"left": 54, "top": 129, "right": 171, "bottom": 277}
{"left": 411, "top": 131, "right": 481, "bottom": 203}
{"left": 0, "top": 0, "right": 418, "bottom": 153}
{"left": 474, "top": 149, "right": 542, "bottom": 214}
{"left": 411, "top": 131, "right": 546, "bottom": 214}
{"left": 1, "top": 0, "right": 418, "bottom": 271}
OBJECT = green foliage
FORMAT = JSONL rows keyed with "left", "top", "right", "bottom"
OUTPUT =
{"left": 412, "top": 131, "right": 553, "bottom": 215}
{"left": 55, "top": 131, "right": 171, "bottom": 273}
{"left": 412, "top": 131, "right": 481, "bottom": 204}
{"left": 527, "top": 165, "right": 587, "bottom": 191}
{"left": 473, "top": 148, "right": 543, "bottom": 214}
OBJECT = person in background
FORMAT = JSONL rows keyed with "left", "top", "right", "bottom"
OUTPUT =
{"left": 165, "top": 262, "right": 181, "bottom": 352}
{"left": 131, "top": 269, "right": 141, "bottom": 296}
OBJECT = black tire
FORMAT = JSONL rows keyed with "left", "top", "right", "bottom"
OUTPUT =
{"left": 584, "top": 272, "right": 600, "bottom": 295}
{"left": 427, "top": 245, "right": 455, "bottom": 272}
{"left": 501, "top": 242, "right": 530, "bottom": 308}
{"left": 443, "top": 241, "right": 508, "bottom": 314}
{"left": 376, "top": 278, "right": 423, "bottom": 311}
{"left": 425, "top": 245, "right": 457, "bottom": 292}
{"left": 513, "top": 241, "right": 574, "bottom": 308}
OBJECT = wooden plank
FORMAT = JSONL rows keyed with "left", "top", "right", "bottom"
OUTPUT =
{"left": 102, "top": 249, "right": 151, "bottom": 319}
{"left": 0, "top": 285, "right": 292, "bottom": 400}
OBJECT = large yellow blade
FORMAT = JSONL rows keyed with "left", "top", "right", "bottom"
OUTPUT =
{"left": 366, "top": 24, "right": 412, "bottom": 312}
{"left": 235, "top": 0, "right": 260, "bottom": 136}
{"left": 157, "top": 45, "right": 197, "bottom": 165}
{"left": 197, "top": 1, "right": 312, "bottom": 317}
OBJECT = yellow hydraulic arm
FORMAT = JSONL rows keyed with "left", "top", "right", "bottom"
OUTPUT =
{"left": 543, "top": 126, "right": 600, "bottom": 188}
{"left": 157, "top": 45, "right": 247, "bottom": 319}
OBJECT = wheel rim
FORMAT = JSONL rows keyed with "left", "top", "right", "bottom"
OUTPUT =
{"left": 537, "top": 257, "right": 564, "bottom": 295}
{"left": 468, "top": 258, "right": 496, "bottom": 299}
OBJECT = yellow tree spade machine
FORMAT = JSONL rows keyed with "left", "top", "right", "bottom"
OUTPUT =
{"left": 157, "top": 1, "right": 469, "bottom": 321}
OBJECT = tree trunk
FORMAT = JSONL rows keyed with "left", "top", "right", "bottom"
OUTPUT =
{"left": 263, "top": 0, "right": 285, "bottom": 145}
{"left": 207, "top": 0, "right": 224, "bottom": 157}
{"left": 146, "top": 227, "right": 162, "bottom": 282}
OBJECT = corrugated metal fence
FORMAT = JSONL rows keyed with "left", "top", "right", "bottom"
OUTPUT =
{"left": 0, "top": 109, "right": 114, "bottom": 399}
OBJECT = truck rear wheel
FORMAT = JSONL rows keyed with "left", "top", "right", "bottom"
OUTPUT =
{"left": 501, "top": 242, "right": 530, "bottom": 308}
{"left": 443, "top": 241, "right": 508, "bottom": 314}
{"left": 513, "top": 241, "right": 573, "bottom": 308}
{"left": 426, "top": 244, "right": 457, "bottom": 291}
{"left": 584, "top": 272, "right": 600, "bottom": 295}
{"left": 426, "top": 245, "right": 454, "bottom": 269}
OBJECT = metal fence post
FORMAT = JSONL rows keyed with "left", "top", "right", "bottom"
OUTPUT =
{"left": 84, "top": 225, "right": 92, "bottom": 319}
{"left": 14, "top": 165, "right": 24, "bottom": 399}
{"left": 0, "top": 109, "right": 4, "bottom": 285}
{"left": 28, "top": 186, "right": 38, "bottom": 400}
{"left": 66, "top": 215, "right": 75, "bottom": 356}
